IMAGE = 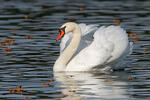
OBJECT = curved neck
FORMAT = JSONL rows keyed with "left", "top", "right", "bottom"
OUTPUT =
{"left": 54, "top": 25, "right": 81, "bottom": 71}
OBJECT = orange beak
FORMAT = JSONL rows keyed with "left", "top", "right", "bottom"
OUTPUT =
{"left": 56, "top": 29, "right": 65, "bottom": 40}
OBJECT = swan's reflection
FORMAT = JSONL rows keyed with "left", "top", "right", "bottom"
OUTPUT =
{"left": 54, "top": 72, "right": 129, "bottom": 100}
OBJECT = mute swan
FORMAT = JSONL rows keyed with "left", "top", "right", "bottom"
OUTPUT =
{"left": 54, "top": 22, "right": 132, "bottom": 72}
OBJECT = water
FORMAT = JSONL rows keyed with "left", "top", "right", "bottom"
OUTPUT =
{"left": 0, "top": 0, "right": 150, "bottom": 100}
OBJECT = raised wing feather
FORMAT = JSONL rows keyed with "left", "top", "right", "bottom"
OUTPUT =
{"left": 60, "top": 23, "right": 98, "bottom": 54}
{"left": 66, "top": 26, "right": 129, "bottom": 71}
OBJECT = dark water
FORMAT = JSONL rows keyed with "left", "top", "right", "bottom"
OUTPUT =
{"left": 0, "top": 0, "right": 150, "bottom": 100}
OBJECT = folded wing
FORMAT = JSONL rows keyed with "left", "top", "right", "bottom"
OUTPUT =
{"left": 66, "top": 25, "right": 131, "bottom": 71}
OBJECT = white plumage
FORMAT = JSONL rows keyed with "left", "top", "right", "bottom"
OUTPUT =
{"left": 54, "top": 22, "right": 132, "bottom": 72}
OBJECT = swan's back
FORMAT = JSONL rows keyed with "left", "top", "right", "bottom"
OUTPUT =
{"left": 93, "top": 26, "right": 129, "bottom": 63}
{"left": 65, "top": 25, "right": 132, "bottom": 71}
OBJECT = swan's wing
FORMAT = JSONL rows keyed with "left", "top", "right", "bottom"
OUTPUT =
{"left": 67, "top": 26, "right": 130, "bottom": 71}
{"left": 60, "top": 23, "right": 98, "bottom": 54}
{"left": 112, "top": 41, "right": 133, "bottom": 70}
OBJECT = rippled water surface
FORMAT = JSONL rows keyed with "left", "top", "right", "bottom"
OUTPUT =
{"left": 0, "top": 0, "right": 150, "bottom": 100}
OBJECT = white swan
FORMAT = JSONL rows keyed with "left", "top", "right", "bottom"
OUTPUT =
{"left": 54, "top": 22, "right": 132, "bottom": 72}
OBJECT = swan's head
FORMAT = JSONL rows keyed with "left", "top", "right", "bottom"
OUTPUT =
{"left": 56, "top": 22, "right": 77, "bottom": 40}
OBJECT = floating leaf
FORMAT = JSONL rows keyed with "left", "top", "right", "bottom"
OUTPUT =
{"left": 4, "top": 42, "right": 9, "bottom": 46}
{"left": 128, "top": 33, "right": 136, "bottom": 37}
{"left": 113, "top": 19, "right": 120, "bottom": 25}
{"left": 42, "top": 83, "right": 49, "bottom": 87}
{"left": 143, "top": 49, "right": 148, "bottom": 53}
{"left": 24, "top": 36, "right": 32, "bottom": 39}
{"left": 10, "top": 29, "right": 16, "bottom": 33}
{"left": 17, "top": 87, "right": 24, "bottom": 93}
{"left": 135, "top": 37, "right": 140, "bottom": 41}
{"left": 16, "top": 85, "right": 24, "bottom": 93}
{"left": 25, "top": 15, "right": 29, "bottom": 19}
{"left": 4, "top": 48, "right": 12, "bottom": 52}
{"left": 48, "top": 80, "right": 53, "bottom": 82}
{"left": 28, "top": 92, "right": 34, "bottom": 95}
{"left": 105, "top": 79, "right": 112, "bottom": 82}
{"left": 127, "top": 77, "right": 133, "bottom": 80}
{"left": 0, "top": 42, "right": 3, "bottom": 46}
{"left": 79, "top": 7, "right": 83, "bottom": 11}
{"left": 10, "top": 38, "right": 15, "bottom": 45}
{"left": 9, "top": 88, "right": 16, "bottom": 94}
{"left": 130, "top": 24, "right": 135, "bottom": 26}
{"left": 25, "top": 96, "right": 29, "bottom": 100}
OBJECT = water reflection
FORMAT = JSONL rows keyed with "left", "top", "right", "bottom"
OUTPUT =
{"left": 54, "top": 72, "right": 129, "bottom": 100}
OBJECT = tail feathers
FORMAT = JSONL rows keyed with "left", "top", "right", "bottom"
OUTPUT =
{"left": 112, "top": 42, "right": 133, "bottom": 70}
{"left": 79, "top": 23, "right": 99, "bottom": 36}
{"left": 129, "top": 42, "right": 133, "bottom": 55}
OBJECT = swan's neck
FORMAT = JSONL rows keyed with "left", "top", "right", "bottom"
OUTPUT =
{"left": 54, "top": 25, "right": 81, "bottom": 71}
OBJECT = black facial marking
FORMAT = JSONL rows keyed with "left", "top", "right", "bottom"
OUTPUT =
{"left": 59, "top": 26, "right": 66, "bottom": 33}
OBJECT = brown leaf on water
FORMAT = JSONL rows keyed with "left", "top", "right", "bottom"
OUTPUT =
{"left": 4, "top": 42, "right": 9, "bottom": 46}
{"left": 25, "top": 15, "right": 29, "bottom": 19}
{"left": 79, "top": 7, "right": 83, "bottom": 11}
{"left": 11, "top": 38, "right": 15, "bottom": 41}
{"left": 25, "top": 96, "right": 29, "bottom": 100}
{"left": 130, "top": 24, "right": 135, "bottom": 26}
{"left": 128, "top": 34, "right": 132, "bottom": 37}
{"left": 48, "top": 80, "right": 53, "bottom": 82}
{"left": 0, "top": 42, "right": 2, "bottom": 46}
{"left": 42, "top": 83, "right": 49, "bottom": 87}
{"left": 105, "top": 79, "right": 112, "bottom": 82}
{"left": 24, "top": 36, "right": 32, "bottom": 39}
{"left": 10, "top": 29, "right": 16, "bottom": 33}
{"left": 9, "top": 86, "right": 24, "bottom": 94}
{"left": 143, "top": 49, "right": 148, "bottom": 53}
{"left": 17, "top": 87, "right": 24, "bottom": 93}
{"left": 10, "top": 38, "right": 15, "bottom": 45}
{"left": 4, "top": 48, "right": 12, "bottom": 52}
{"left": 0, "top": 42, "right": 5, "bottom": 46}
{"left": 9, "top": 88, "right": 16, "bottom": 94}
{"left": 128, "top": 33, "right": 136, "bottom": 37}
{"left": 0, "top": 38, "right": 15, "bottom": 46}
{"left": 135, "top": 37, "right": 140, "bottom": 41}
{"left": 16, "top": 85, "right": 24, "bottom": 93}
{"left": 113, "top": 19, "right": 120, "bottom": 25}
{"left": 57, "top": 98, "right": 61, "bottom": 100}
{"left": 127, "top": 77, "right": 133, "bottom": 80}
{"left": 28, "top": 92, "right": 34, "bottom": 95}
